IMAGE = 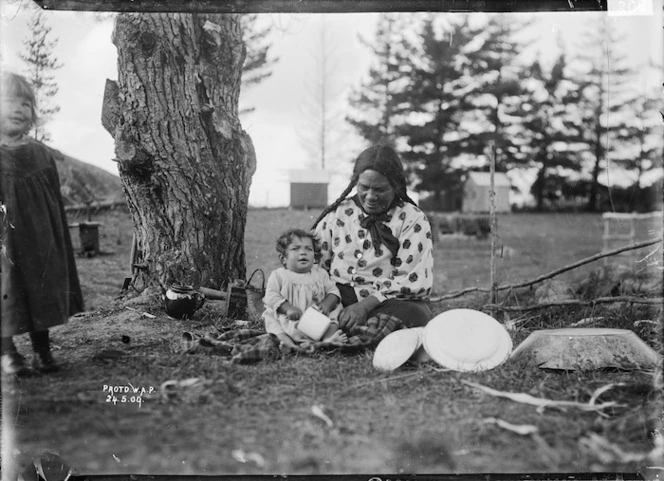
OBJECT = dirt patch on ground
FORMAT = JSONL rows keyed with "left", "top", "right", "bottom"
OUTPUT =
{"left": 4, "top": 291, "right": 662, "bottom": 475}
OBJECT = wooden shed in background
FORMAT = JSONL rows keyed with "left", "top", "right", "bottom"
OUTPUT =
{"left": 462, "top": 171, "right": 511, "bottom": 213}
{"left": 289, "top": 169, "right": 331, "bottom": 209}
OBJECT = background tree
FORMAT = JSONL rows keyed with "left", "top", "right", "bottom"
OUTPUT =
{"left": 346, "top": 12, "right": 418, "bottom": 145}
{"left": 19, "top": 8, "right": 62, "bottom": 143}
{"left": 572, "top": 16, "right": 634, "bottom": 212}
{"left": 297, "top": 15, "right": 345, "bottom": 169}
{"left": 240, "top": 14, "right": 278, "bottom": 115}
{"left": 397, "top": 14, "right": 478, "bottom": 210}
{"left": 456, "top": 14, "right": 530, "bottom": 171}
{"left": 102, "top": 13, "right": 256, "bottom": 290}
{"left": 518, "top": 45, "right": 586, "bottom": 210}
{"left": 610, "top": 63, "right": 663, "bottom": 210}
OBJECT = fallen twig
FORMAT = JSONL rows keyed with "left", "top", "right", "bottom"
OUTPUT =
{"left": 588, "top": 383, "right": 624, "bottom": 406}
{"left": 311, "top": 404, "right": 334, "bottom": 428}
{"left": 432, "top": 286, "right": 485, "bottom": 301}
{"left": 125, "top": 306, "right": 156, "bottom": 318}
{"left": 231, "top": 449, "right": 266, "bottom": 468}
{"left": 429, "top": 366, "right": 454, "bottom": 373}
{"left": 496, "top": 236, "right": 662, "bottom": 292}
{"left": 635, "top": 319, "right": 660, "bottom": 328}
{"left": 579, "top": 432, "right": 651, "bottom": 465}
{"left": 504, "top": 315, "right": 538, "bottom": 331}
{"left": 482, "top": 417, "right": 538, "bottom": 436}
{"left": 462, "top": 380, "right": 624, "bottom": 416}
{"left": 483, "top": 296, "right": 663, "bottom": 312}
{"left": 482, "top": 417, "right": 560, "bottom": 469}
{"left": 570, "top": 317, "right": 604, "bottom": 327}
{"left": 431, "top": 237, "right": 663, "bottom": 303}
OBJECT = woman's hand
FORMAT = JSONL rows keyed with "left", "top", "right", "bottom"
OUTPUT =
{"left": 338, "top": 296, "right": 380, "bottom": 330}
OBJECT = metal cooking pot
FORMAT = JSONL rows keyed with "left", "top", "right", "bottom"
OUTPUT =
{"left": 162, "top": 283, "right": 205, "bottom": 320}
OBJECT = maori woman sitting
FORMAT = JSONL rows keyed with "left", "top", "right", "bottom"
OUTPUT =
{"left": 312, "top": 144, "right": 435, "bottom": 330}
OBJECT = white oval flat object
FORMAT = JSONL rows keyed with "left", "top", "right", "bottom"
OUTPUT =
{"left": 423, "top": 309, "right": 513, "bottom": 372}
{"left": 372, "top": 327, "right": 424, "bottom": 372}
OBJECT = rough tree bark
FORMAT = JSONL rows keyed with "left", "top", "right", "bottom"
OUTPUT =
{"left": 102, "top": 13, "right": 256, "bottom": 290}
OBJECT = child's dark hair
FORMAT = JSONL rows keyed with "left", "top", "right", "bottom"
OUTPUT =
{"left": 276, "top": 228, "right": 322, "bottom": 264}
{"left": 0, "top": 72, "right": 38, "bottom": 131}
{"left": 311, "top": 144, "right": 416, "bottom": 229}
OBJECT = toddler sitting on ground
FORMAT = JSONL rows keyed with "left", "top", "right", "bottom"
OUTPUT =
{"left": 262, "top": 228, "right": 347, "bottom": 350}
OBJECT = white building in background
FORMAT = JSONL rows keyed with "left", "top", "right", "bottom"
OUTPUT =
{"left": 289, "top": 169, "right": 331, "bottom": 209}
{"left": 462, "top": 171, "right": 512, "bottom": 213}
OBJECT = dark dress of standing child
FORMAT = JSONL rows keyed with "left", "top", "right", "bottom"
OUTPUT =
{"left": 0, "top": 72, "right": 84, "bottom": 376}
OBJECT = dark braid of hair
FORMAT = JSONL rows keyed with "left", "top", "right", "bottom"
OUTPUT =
{"left": 402, "top": 192, "right": 418, "bottom": 207}
{"left": 311, "top": 181, "right": 356, "bottom": 230}
{"left": 311, "top": 144, "right": 417, "bottom": 230}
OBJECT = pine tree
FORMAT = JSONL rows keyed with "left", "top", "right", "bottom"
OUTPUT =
{"left": 241, "top": 14, "right": 276, "bottom": 87}
{"left": 610, "top": 63, "right": 662, "bottom": 209}
{"left": 395, "top": 14, "right": 481, "bottom": 209}
{"left": 240, "top": 14, "right": 278, "bottom": 115}
{"left": 346, "top": 13, "right": 419, "bottom": 145}
{"left": 572, "top": 16, "right": 634, "bottom": 212}
{"left": 19, "top": 8, "right": 62, "bottom": 143}
{"left": 517, "top": 44, "right": 586, "bottom": 210}
{"left": 456, "top": 14, "right": 531, "bottom": 171}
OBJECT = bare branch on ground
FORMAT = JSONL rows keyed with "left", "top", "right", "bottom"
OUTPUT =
{"left": 431, "top": 237, "right": 663, "bottom": 303}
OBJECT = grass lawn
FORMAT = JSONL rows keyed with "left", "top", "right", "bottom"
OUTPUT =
{"left": 3, "top": 207, "right": 662, "bottom": 476}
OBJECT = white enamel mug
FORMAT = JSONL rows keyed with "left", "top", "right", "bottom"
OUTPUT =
{"left": 296, "top": 307, "right": 332, "bottom": 341}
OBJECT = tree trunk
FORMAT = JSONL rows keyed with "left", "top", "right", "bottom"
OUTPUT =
{"left": 586, "top": 91, "right": 604, "bottom": 213}
{"left": 587, "top": 131, "right": 602, "bottom": 213}
{"left": 534, "top": 165, "right": 546, "bottom": 211}
{"left": 104, "top": 13, "right": 256, "bottom": 290}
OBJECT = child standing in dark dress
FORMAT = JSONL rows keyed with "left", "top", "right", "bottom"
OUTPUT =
{"left": 0, "top": 72, "right": 84, "bottom": 375}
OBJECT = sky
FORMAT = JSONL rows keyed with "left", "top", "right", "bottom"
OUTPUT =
{"left": 0, "top": 1, "right": 662, "bottom": 207}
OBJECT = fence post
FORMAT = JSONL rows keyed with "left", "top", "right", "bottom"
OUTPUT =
{"left": 488, "top": 141, "right": 498, "bottom": 315}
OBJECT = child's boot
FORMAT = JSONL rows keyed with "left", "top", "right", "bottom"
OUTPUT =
{"left": 32, "top": 350, "right": 60, "bottom": 373}
{"left": 1, "top": 352, "right": 33, "bottom": 376}
{"left": 1, "top": 337, "right": 33, "bottom": 376}
{"left": 30, "top": 330, "right": 60, "bottom": 373}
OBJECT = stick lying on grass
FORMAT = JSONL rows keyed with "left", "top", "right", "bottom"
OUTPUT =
{"left": 463, "top": 380, "right": 625, "bottom": 416}
{"left": 482, "top": 417, "right": 560, "bottom": 469}
{"left": 125, "top": 306, "right": 156, "bottom": 318}
{"left": 431, "top": 236, "right": 663, "bottom": 302}
{"left": 579, "top": 432, "right": 657, "bottom": 465}
{"left": 482, "top": 417, "right": 538, "bottom": 435}
{"left": 311, "top": 404, "right": 334, "bottom": 428}
{"left": 484, "top": 295, "right": 663, "bottom": 313}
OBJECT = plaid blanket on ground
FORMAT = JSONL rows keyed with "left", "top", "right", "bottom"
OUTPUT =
{"left": 181, "top": 313, "right": 405, "bottom": 364}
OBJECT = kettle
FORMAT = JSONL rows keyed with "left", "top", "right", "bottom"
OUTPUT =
{"left": 162, "top": 283, "right": 205, "bottom": 320}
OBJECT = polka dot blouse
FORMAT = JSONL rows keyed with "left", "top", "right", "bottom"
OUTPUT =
{"left": 315, "top": 199, "right": 434, "bottom": 303}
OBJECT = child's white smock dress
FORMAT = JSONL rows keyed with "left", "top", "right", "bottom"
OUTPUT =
{"left": 262, "top": 266, "right": 341, "bottom": 343}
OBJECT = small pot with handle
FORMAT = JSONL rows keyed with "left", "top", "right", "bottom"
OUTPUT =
{"left": 162, "top": 283, "right": 205, "bottom": 320}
